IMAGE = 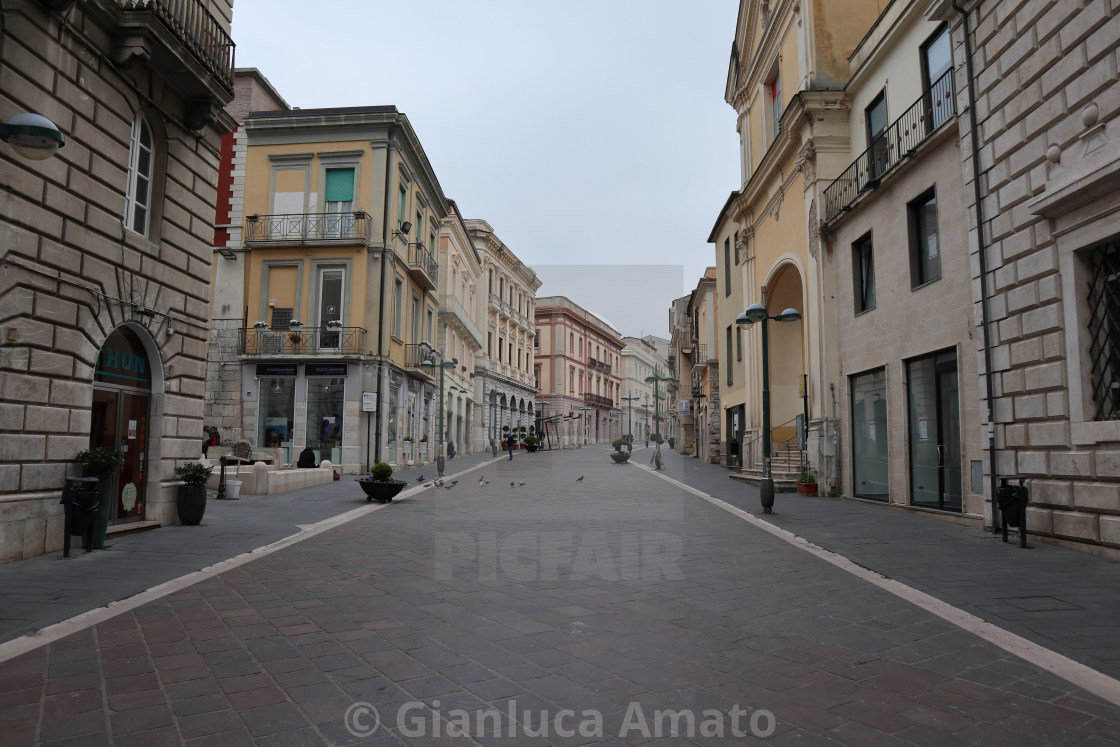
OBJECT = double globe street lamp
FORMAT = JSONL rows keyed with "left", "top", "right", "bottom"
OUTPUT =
{"left": 735, "top": 302, "right": 801, "bottom": 514}
{"left": 421, "top": 354, "right": 456, "bottom": 477}
{"left": 621, "top": 394, "right": 640, "bottom": 452}
{"left": 644, "top": 372, "right": 671, "bottom": 444}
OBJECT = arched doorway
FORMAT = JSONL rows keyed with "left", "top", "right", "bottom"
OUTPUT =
{"left": 91, "top": 327, "right": 154, "bottom": 525}
{"left": 764, "top": 262, "right": 806, "bottom": 445}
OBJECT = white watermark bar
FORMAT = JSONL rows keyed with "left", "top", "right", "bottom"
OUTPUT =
{"left": 345, "top": 699, "right": 776, "bottom": 740}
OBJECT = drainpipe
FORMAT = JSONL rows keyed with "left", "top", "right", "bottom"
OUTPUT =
{"left": 952, "top": 0, "right": 1000, "bottom": 532}
{"left": 374, "top": 124, "right": 395, "bottom": 465}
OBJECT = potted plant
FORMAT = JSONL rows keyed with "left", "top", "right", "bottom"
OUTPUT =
{"left": 524, "top": 434, "right": 540, "bottom": 453}
{"left": 326, "top": 319, "right": 343, "bottom": 329}
{"left": 357, "top": 461, "right": 407, "bottom": 503}
{"left": 253, "top": 320, "right": 269, "bottom": 329}
{"left": 174, "top": 462, "right": 213, "bottom": 525}
{"left": 401, "top": 435, "right": 414, "bottom": 455}
{"left": 797, "top": 467, "right": 819, "bottom": 496}
{"left": 353, "top": 209, "right": 368, "bottom": 220}
{"left": 610, "top": 438, "right": 630, "bottom": 463}
{"left": 417, "top": 435, "right": 428, "bottom": 458}
{"left": 75, "top": 447, "right": 124, "bottom": 550}
{"left": 288, "top": 319, "right": 303, "bottom": 329}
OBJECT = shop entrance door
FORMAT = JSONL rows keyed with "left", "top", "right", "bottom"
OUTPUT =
{"left": 908, "top": 350, "right": 961, "bottom": 512}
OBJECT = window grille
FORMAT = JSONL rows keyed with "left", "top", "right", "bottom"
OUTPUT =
{"left": 1087, "top": 241, "right": 1120, "bottom": 421}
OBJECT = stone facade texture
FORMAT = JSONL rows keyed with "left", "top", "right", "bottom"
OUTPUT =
{"left": 938, "top": 0, "right": 1120, "bottom": 554}
{"left": 0, "top": 0, "right": 234, "bottom": 562}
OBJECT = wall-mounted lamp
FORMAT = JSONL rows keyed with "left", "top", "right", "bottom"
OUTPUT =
{"left": 218, "top": 247, "right": 237, "bottom": 260}
{"left": 391, "top": 220, "right": 412, "bottom": 241}
{"left": 0, "top": 113, "right": 66, "bottom": 160}
{"left": 166, "top": 320, "right": 175, "bottom": 336}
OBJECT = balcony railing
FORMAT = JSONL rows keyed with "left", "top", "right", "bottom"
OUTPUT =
{"left": 583, "top": 393, "right": 614, "bottom": 408}
{"left": 407, "top": 242, "right": 438, "bottom": 291}
{"left": 439, "top": 295, "right": 483, "bottom": 347}
{"left": 244, "top": 212, "right": 372, "bottom": 244}
{"left": 405, "top": 343, "right": 436, "bottom": 368}
{"left": 588, "top": 357, "right": 612, "bottom": 374}
{"left": 823, "top": 70, "right": 955, "bottom": 222}
{"left": 691, "top": 344, "right": 707, "bottom": 366}
{"left": 117, "top": 0, "right": 235, "bottom": 90}
{"left": 239, "top": 326, "right": 366, "bottom": 356}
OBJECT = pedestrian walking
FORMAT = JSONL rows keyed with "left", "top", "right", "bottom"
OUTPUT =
{"left": 506, "top": 432, "right": 515, "bottom": 460}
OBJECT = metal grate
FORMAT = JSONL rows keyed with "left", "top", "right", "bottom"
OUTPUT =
{"left": 1087, "top": 241, "right": 1120, "bottom": 421}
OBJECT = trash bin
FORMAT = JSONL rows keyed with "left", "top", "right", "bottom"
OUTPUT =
{"left": 61, "top": 477, "right": 100, "bottom": 558}
{"left": 225, "top": 479, "right": 242, "bottom": 501}
{"left": 996, "top": 474, "right": 1030, "bottom": 549}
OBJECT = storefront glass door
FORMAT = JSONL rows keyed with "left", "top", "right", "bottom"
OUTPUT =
{"left": 908, "top": 351, "right": 961, "bottom": 512}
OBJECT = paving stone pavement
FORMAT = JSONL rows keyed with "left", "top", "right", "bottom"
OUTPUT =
{"left": 0, "top": 446, "right": 1119, "bottom": 745}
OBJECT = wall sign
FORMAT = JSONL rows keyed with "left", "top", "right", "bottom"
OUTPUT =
{"left": 307, "top": 363, "right": 347, "bottom": 377}
{"left": 256, "top": 363, "right": 296, "bottom": 377}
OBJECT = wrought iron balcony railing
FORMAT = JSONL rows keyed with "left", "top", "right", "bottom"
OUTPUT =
{"left": 117, "top": 0, "right": 235, "bottom": 90}
{"left": 244, "top": 211, "right": 372, "bottom": 244}
{"left": 823, "top": 70, "right": 955, "bottom": 222}
{"left": 405, "top": 342, "right": 436, "bottom": 368}
{"left": 588, "top": 357, "right": 612, "bottom": 374}
{"left": 239, "top": 326, "right": 366, "bottom": 356}
{"left": 583, "top": 393, "right": 614, "bottom": 408}
{"left": 691, "top": 344, "right": 708, "bottom": 366}
{"left": 407, "top": 242, "right": 438, "bottom": 290}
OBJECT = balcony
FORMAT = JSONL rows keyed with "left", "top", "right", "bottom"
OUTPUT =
{"left": 439, "top": 295, "right": 483, "bottom": 348}
{"left": 405, "top": 343, "right": 437, "bottom": 369}
{"left": 111, "top": 0, "right": 234, "bottom": 114}
{"left": 407, "top": 242, "right": 438, "bottom": 291}
{"left": 244, "top": 211, "right": 372, "bottom": 245}
{"left": 239, "top": 326, "right": 365, "bottom": 356}
{"left": 691, "top": 344, "right": 707, "bottom": 367}
{"left": 823, "top": 70, "right": 955, "bottom": 222}
{"left": 583, "top": 393, "right": 614, "bottom": 409}
{"left": 588, "top": 357, "right": 611, "bottom": 375}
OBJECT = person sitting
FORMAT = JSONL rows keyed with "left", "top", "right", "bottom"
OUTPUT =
{"left": 447, "top": 441, "right": 456, "bottom": 459}
{"left": 297, "top": 446, "right": 317, "bottom": 468}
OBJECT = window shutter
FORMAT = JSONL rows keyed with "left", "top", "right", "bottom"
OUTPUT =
{"left": 325, "top": 169, "right": 354, "bottom": 202}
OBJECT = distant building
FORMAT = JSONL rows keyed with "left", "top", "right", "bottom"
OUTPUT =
{"left": 687, "top": 270, "right": 720, "bottom": 463}
{"left": 534, "top": 297, "right": 623, "bottom": 448}
{"left": 467, "top": 221, "right": 541, "bottom": 449}
{"left": 621, "top": 337, "right": 669, "bottom": 444}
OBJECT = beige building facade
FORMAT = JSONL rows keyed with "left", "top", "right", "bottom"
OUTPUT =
{"left": 467, "top": 221, "right": 540, "bottom": 450}
{"left": 0, "top": 0, "right": 236, "bottom": 561}
{"left": 620, "top": 336, "right": 669, "bottom": 445}
{"left": 686, "top": 271, "right": 720, "bottom": 463}
{"left": 821, "top": 1, "right": 983, "bottom": 517}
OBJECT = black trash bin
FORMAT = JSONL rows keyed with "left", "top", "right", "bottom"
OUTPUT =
{"left": 996, "top": 474, "right": 1030, "bottom": 548}
{"left": 61, "top": 477, "right": 100, "bottom": 558}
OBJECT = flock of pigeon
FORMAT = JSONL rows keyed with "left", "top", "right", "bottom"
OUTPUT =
{"left": 410, "top": 473, "right": 586, "bottom": 490}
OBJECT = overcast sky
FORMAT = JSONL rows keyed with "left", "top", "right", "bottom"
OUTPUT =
{"left": 232, "top": 0, "right": 740, "bottom": 338}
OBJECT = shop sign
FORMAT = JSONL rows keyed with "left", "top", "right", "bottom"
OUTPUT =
{"left": 307, "top": 363, "right": 347, "bottom": 377}
{"left": 256, "top": 363, "right": 296, "bottom": 377}
{"left": 362, "top": 392, "right": 377, "bottom": 412}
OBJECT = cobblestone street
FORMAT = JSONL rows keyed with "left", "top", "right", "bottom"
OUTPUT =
{"left": 2, "top": 447, "right": 1119, "bottom": 745}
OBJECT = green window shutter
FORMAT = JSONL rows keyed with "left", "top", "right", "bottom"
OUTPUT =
{"left": 325, "top": 169, "right": 354, "bottom": 202}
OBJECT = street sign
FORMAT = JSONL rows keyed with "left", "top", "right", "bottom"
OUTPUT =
{"left": 362, "top": 392, "right": 377, "bottom": 412}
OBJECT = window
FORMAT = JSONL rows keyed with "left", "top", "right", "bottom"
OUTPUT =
{"left": 726, "top": 326, "right": 733, "bottom": 385}
{"left": 498, "top": 337, "right": 504, "bottom": 362}
{"left": 393, "top": 276, "right": 404, "bottom": 338}
{"left": 853, "top": 232, "right": 876, "bottom": 313}
{"left": 570, "top": 367, "right": 575, "bottom": 393}
{"left": 534, "top": 331, "right": 539, "bottom": 347}
{"left": 922, "top": 24, "right": 952, "bottom": 132}
{"left": 415, "top": 208, "right": 424, "bottom": 244}
{"left": 411, "top": 293, "right": 421, "bottom": 342}
{"left": 397, "top": 181, "right": 408, "bottom": 226}
{"left": 324, "top": 168, "right": 354, "bottom": 237}
{"left": 724, "top": 238, "right": 732, "bottom": 296}
{"left": 488, "top": 331, "right": 492, "bottom": 357}
{"left": 866, "top": 92, "right": 889, "bottom": 180}
{"left": 427, "top": 308, "right": 434, "bottom": 344}
{"left": 736, "top": 326, "right": 742, "bottom": 362}
{"left": 908, "top": 189, "right": 941, "bottom": 286}
{"left": 1087, "top": 240, "right": 1120, "bottom": 421}
{"left": 488, "top": 269, "right": 493, "bottom": 294}
{"left": 124, "top": 115, "right": 153, "bottom": 235}
{"left": 733, "top": 231, "right": 740, "bottom": 264}
{"left": 768, "top": 70, "right": 782, "bottom": 140}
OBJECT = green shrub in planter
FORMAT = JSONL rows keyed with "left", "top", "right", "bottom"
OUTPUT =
{"left": 174, "top": 462, "right": 214, "bottom": 525}
{"left": 370, "top": 462, "right": 394, "bottom": 482}
{"left": 75, "top": 447, "right": 124, "bottom": 477}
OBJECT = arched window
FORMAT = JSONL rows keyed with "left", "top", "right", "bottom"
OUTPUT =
{"left": 124, "top": 115, "right": 153, "bottom": 235}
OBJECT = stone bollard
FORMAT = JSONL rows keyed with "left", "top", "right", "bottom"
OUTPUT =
{"left": 252, "top": 461, "right": 268, "bottom": 496}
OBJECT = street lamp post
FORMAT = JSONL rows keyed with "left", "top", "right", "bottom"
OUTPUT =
{"left": 621, "top": 394, "right": 639, "bottom": 452}
{"left": 489, "top": 390, "right": 499, "bottom": 456}
{"left": 575, "top": 406, "right": 591, "bottom": 445}
{"left": 421, "top": 354, "right": 456, "bottom": 477}
{"left": 644, "top": 372, "right": 671, "bottom": 446}
{"left": 736, "top": 303, "right": 801, "bottom": 514}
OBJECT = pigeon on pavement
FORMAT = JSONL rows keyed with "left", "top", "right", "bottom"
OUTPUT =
{"left": 576, "top": 476, "right": 585, "bottom": 482}
{"left": 415, "top": 475, "right": 425, "bottom": 483}
{"left": 518, "top": 481, "right": 526, "bottom": 487}
{"left": 511, "top": 481, "right": 515, "bottom": 487}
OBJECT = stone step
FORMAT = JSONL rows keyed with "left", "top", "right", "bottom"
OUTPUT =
{"left": 728, "top": 471, "right": 799, "bottom": 491}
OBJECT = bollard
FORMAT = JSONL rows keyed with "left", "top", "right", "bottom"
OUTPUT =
{"left": 996, "top": 474, "right": 1031, "bottom": 549}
